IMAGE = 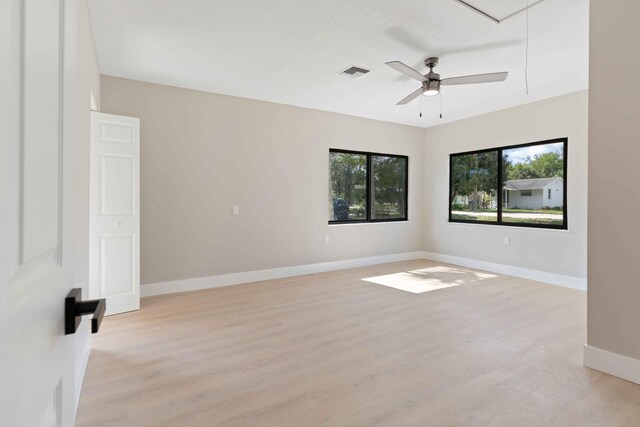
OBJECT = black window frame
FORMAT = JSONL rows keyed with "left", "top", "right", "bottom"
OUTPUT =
{"left": 329, "top": 148, "right": 409, "bottom": 224}
{"left": 448, "top": 137, "right": 568, "bottom": 230}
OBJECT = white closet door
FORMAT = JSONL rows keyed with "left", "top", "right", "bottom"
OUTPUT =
{"left": 90, "top": 112, "right": 140, "bottom": 315}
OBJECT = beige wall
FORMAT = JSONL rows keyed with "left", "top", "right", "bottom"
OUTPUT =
{"left": 423, "top": 91, "right": 588, "bottom": 279}
{"left": 588, "top": 1, "right": 640, "bottom": 360}
{"left": 100, "top": 76, "right": 588, "bottom": 287}
{"left": 100, "top": 76, "right": 424, "bottom": 285}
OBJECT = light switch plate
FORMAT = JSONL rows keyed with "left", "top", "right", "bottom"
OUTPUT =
{"left": 504, "top": 236, "right": 510, "bottom": 246}
{"left": 232, "top": 205, "right": 239, "bottom": 215}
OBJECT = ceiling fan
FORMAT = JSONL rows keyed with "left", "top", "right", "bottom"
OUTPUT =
{"left": 386, "top": 57, "right": 508, "bottom": 105}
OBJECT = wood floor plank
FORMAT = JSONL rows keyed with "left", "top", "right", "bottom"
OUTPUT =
{"left": 76, "top": 260, "right": 640, "bottom": 426}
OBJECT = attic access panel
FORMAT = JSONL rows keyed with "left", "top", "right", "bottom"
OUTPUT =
{"left": 454, "top": 0, "right": 547, "bottom": 23}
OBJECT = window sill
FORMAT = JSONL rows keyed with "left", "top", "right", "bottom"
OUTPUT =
{"left": 446, "top": 220, "right": 571, "bottom": 233}
{"left": 328, "top": 220, "right": 412, "bottom": 227}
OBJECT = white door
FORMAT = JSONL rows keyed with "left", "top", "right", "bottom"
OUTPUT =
{"left": 89, "top": 112, "right": 140, "bottom": 315}
{"left": 1, "top": 0, "right": 84, "bottom": 425}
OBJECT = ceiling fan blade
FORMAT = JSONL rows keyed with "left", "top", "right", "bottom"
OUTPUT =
{"left": 396, "top": 87, "right": 424, "bottom": 105}
{"left": 386, "top": 61, "right": 427, "bottom": 82}
{"left": 441, "top": 71, "right": 508, "bottom": 86}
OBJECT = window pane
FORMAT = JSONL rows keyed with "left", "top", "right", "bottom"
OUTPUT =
{"left": 329, "top": 152, "right": 367, "bottom": 221}
{"left": 502, "top": 142, "right": 565, "bottom": 226}
{"left": 450, "top": 151, "right": 498, "bottom": 222}
{"left": 371, "top": 155, "right": 407, "bottom": 220}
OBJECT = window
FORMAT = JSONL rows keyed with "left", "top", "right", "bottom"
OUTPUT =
{"left": 450, "top": 150, "right": 498, "bottom": 223}
{"left": 329, "top": 149, "right": 408, "bottom": 223}
{"left": 449, "top": 138, "right": 567, "bottom": 229}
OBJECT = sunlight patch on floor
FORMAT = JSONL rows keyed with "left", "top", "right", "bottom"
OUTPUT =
{"left": 362, "top": 265, "right": 498, "bottom": 294}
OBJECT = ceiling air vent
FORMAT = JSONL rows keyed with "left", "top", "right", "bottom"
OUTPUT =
{"left": 338, "top": 65, "right": 371, "bottom": 79}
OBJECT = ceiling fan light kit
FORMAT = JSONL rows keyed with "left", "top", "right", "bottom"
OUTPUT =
{"left": 423, "top": 80, "right": 440, "bottom": 96}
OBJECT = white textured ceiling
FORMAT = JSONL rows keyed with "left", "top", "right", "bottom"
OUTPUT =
{"left": 88, "top": 0, "right": 589, "bottom": 128}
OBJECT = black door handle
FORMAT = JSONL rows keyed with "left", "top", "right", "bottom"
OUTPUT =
{"left": 65, "top": 288, "right": 106, "bottom": 335}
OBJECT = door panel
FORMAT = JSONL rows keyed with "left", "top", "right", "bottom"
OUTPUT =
{"left": 90, "top": 112, "right": 140, "bottom": 315}
{"left": 101, "top": 154, "right": 134, "bottom": 215}
{"left": 100, "top": 234, "right": 135, "bottom": 297}
{"left": 101, "top": 120, "right": 135, "bottom": 144}
{"left": 21, "top": 0, "right": 61, "bottom": 263}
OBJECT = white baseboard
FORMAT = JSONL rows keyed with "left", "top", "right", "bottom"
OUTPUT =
{"left": 584, "top": 344, "right": 640, "bottom": 385}
{"left": 421, "top": 251, "right": 586, "bottom": 291}
{"left": 142, "top": 250, "right": 586, "bottom": 297}
{"left": 141, "top": 251, "right": 425, "bottom": 297}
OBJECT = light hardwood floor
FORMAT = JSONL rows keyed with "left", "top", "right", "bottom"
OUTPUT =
{"left": 77, "top": 260, "right": 640, "bottom": 426}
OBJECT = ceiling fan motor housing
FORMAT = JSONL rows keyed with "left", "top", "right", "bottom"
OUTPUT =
{"left": 426, "top": 71, "right": 441, "bottom": 81}
{"left": 423, "top": 57, "right": 441, "bottom": 95}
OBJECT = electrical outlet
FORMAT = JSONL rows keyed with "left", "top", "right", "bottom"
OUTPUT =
{"left": 504, "top": 236, "right": 510, "bottom": 246}
{"left": 232, "top": 205, "right": 239, "bottom": 215}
